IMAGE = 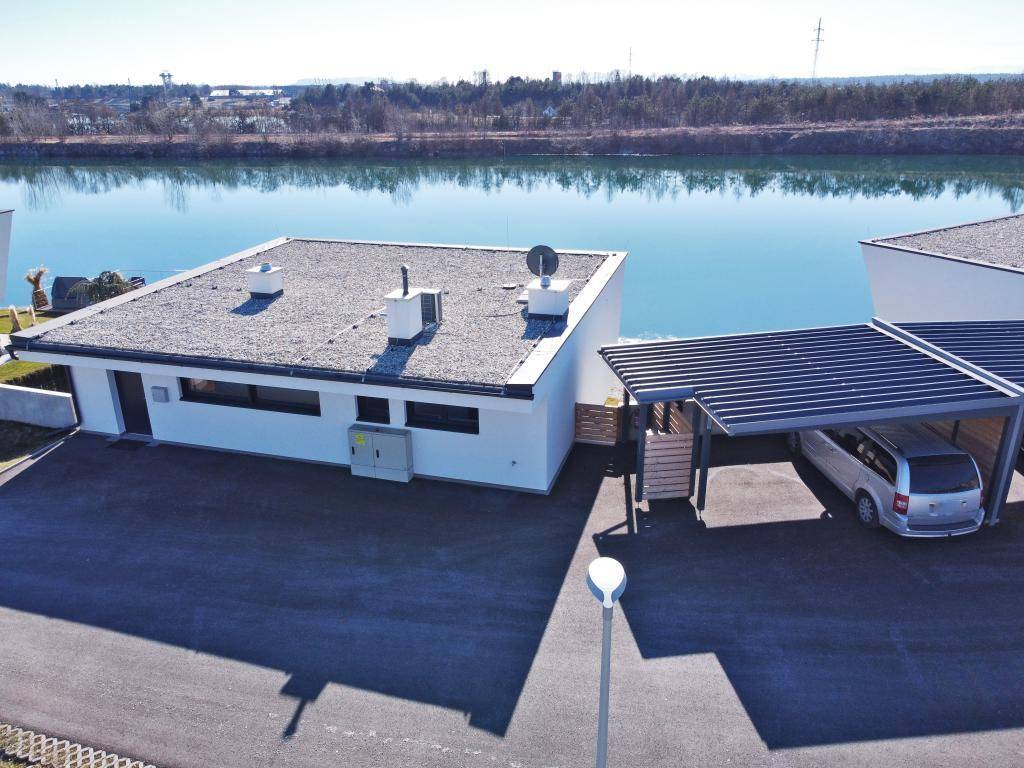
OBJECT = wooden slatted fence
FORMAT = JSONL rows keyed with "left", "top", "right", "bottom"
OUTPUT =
{"left": 642, "top": 401, "right": 695, "bottom": 500}
{"left": 642, "top": 431, "right": 694, "bottom": 499}
{"left": 575, "top": 403, "right": 623, "bottom": 445}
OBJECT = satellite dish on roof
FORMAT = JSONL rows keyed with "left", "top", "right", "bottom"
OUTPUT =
{"left": 527, "top": 245, "right": 559, "bottom": 287}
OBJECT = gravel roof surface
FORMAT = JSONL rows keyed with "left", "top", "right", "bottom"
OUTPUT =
{"left": 877, "top": 214, "right": 1024, "bottom": 269}
{"left": 33, "top": 239, "right": 610, "bottom": 389}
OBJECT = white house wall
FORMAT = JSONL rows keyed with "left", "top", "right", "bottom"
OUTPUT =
{"left": 530, "top": 256, "right": 626, "bottom": 489}
{"left": 862, "top": 242, "right": 1024, "bottom": 321}
{"left": 53, "top": 356, "right": 552, "bottom": 492}
{"left": 70, "top": 366, "right": 123, "bottom": 433}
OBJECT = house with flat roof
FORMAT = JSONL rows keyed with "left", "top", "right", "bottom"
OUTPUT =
{"left": 9, "top": 238, "right": 626, "bottom": 493}
{"left": 861, "top": 213, "right": 1024, "bottom": 321}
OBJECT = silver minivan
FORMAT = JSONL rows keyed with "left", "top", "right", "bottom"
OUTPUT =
{"left": 788, "top": 423, "right": 985, "bottom": 538}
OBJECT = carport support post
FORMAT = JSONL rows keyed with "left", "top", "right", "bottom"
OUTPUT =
{"left": 634, "top": 403, "right": 649, "bottom": 502}
{"left": 689, "top": 406, "right": 703, "bottom": 495}
{"left": 987, "top": 405, "right": 1024, "bottom": 526}
{"left": 620, "top": 387, "right": 630, "bottom": 443}
{"left": 696, "top": 414, "right": 712, "bottom": 512}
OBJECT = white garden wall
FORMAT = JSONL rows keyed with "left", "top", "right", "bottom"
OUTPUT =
{"left": 0, "top": 382, "right": 76, "bottom": 428}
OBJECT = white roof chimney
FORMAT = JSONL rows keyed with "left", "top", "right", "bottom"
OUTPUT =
{"left": 246, "top": 261, "right": 284, "bottom": 299}
{"left": 527, "top": 278, "right": 570, "bottom": 318}
{"left": 385, "top": 264, "right": 424, "bottom": 345}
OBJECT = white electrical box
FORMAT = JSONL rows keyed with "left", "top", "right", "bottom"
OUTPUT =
{"left": 348, "top": 425, "right": 414, "bottom": 482}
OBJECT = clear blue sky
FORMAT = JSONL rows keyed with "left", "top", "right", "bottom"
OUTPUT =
{"left": 3, "top": 0, "right": 1022, "bottom": 85}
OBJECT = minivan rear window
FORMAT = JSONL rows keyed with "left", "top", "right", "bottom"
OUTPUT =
{"left": 908, "top": 455, "right": 980, "bottom": 494}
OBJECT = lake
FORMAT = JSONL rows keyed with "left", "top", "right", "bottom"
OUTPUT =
{"left": 2, "top": 156, "right": 1022, "bottom": 339}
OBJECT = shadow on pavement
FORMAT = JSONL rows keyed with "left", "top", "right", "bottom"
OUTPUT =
{"left": 0, "top": 435, "right": 604, "bottom": 738}
{"left": 597, "top": 434, "right": 1024, "bottom": 749}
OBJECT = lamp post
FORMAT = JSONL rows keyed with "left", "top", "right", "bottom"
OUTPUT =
{"left": 586, "top": 557, "right": 627, "bottom": 768}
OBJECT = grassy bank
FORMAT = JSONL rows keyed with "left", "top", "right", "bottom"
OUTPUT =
{"left": 1, "top": 310, "right": 58, "bottom": 382}
{"left": 3, "top": 115, "right": 1023, "bottom": 159}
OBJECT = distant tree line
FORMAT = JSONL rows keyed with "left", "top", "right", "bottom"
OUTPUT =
{"left": 1, "top": 74, "right": 1023, "bottom": 139}
{"left": 287, "top": 74, "right": 1024, "bottom": 132}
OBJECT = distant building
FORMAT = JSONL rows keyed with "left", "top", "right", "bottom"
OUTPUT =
{"left": 552, "top": 71, "right": 562, "bottom": 85}
{"left": 208, "top": 88, "right": 282, "bottom": 99}
{"left": 862, "top": 213, "right": 1024, "bottom": 321}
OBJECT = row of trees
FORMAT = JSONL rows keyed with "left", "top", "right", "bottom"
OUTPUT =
{"left": 2, "top": 74, "right": 1023, "bottom": 138}
{"left": 289, "top": 74, "right": 1024, "bottom": 131}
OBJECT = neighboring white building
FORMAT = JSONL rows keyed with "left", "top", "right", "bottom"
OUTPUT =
{"left": 0, "top": 208, "right": 11, "bottom": 306}
{"left": 10, "top": 238, "right": 625, "bottom": 493}
{"left": 861, "top": 213, "right": 1024, "bottom": 321}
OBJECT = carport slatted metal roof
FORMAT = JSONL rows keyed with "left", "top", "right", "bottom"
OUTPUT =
{"left": 898, "top": 320, "right": 1024, "bottom": 388}
{"left": 600, "top": 322, "right": 1019, "bottom": 435}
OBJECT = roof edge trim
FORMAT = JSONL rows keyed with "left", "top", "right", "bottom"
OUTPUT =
{"left": 11, "top": 342, "right": 533, "bottom": 400}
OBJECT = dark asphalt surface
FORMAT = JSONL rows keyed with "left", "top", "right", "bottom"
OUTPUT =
{"left": 2, "top": 434, "right": 1024, "bottom": 767}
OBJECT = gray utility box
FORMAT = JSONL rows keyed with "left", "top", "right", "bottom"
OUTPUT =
{"left": 348, "top": 424, "right": 414, "bottom": 482}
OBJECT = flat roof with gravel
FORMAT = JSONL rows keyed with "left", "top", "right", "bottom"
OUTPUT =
{"left": 868, "top": 214, "right": 1024, "bottom": 269}
{"left": 12, "top": 239, "right": 622, "bottom": 397}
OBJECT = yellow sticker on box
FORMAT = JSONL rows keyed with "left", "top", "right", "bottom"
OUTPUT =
{"left": 354, "top": 433, "right": 367, "bottom": 445}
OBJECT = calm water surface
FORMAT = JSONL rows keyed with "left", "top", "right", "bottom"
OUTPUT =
{"left": 2, "top": 156, "right": 1023, "bottom": 339}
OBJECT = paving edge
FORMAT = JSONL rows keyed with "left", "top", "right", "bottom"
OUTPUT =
{"left": 0, "top": 723, "right": 157, "bottom": 768}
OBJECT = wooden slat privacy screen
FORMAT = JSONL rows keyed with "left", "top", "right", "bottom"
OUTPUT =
{"left": 575, "top": 403, "right": 623, "bottom": 445}
{"left": 643, "top": 401, "right": 694, "bottom": 500}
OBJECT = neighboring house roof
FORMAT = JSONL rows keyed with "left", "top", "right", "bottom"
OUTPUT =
{"left": 13, "top": 239, "right": 623, "bottom": 398}
{"left": 865, "top": 213, "right": 1024, "bottom": 270}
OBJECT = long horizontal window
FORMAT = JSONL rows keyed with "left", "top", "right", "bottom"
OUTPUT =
{"left": 180, "top": 378, "right": 321, "bottom": 416}
{"left": 405, "top": 401, "right": 479, "bottom": 434}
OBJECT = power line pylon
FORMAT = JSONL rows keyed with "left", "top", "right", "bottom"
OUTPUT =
{"left": 811, "top": 18, "right": 824, "bottom": 80}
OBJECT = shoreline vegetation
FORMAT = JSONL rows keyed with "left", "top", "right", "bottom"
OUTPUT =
{"left": 2, "top": 115, "right": 1023, "bottom": 158}
{"left": 5, "top": 74, "right": 1024, "bottom": 158}
{"left": 3, "top": 156, "right": 1023, "bottom": 213}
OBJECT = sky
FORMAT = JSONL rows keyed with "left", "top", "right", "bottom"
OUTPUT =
{"left": 2, "top": 0, "right": 1022, "bottom": 86}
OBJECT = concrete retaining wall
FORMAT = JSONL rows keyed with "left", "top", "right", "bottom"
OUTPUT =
{"left": 0, "top": 382, "right": 77, "bottom": 428}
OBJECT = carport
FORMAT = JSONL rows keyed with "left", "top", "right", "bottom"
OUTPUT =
{"left": 600, "top": 318, "right": 1024, "bottom": 524}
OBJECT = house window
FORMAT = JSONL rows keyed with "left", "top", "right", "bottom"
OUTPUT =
{"left": 357, "top": 395, "right": 390, "bottom": 424}
{"left": 180, "top": 378, "right": 320, "bottom": 416}
{"left": 405, "top": 401, "right": 479, "bottom": 434}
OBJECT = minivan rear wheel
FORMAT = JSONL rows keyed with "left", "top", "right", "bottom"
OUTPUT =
{"left": 855, "top": 493, "right": 880, "bottom": 528}
{"left": 786, "top": 432, "right": 801, "bottom": 455}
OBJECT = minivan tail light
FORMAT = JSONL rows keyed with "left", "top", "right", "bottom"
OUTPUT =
{"left": 893, "top": 493, "right": 910, "bottom": 514}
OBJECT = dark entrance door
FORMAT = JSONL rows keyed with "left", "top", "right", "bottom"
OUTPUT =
{"left": 114, "top": 371, "right": 152, "bottom": 436}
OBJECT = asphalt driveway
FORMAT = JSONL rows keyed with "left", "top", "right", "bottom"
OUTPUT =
{"left": 2, "top": 433, "right": 1024, "bottom": 767}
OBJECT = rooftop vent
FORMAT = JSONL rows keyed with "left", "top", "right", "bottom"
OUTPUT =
{"left": 525, "top": 245, "right": 569, "bottom": 318}
{"left": 384, "top": 264, "right": 441, "bottom": 345}
{"left": 246, "top": 261, "right": 284, "bottom": 299}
